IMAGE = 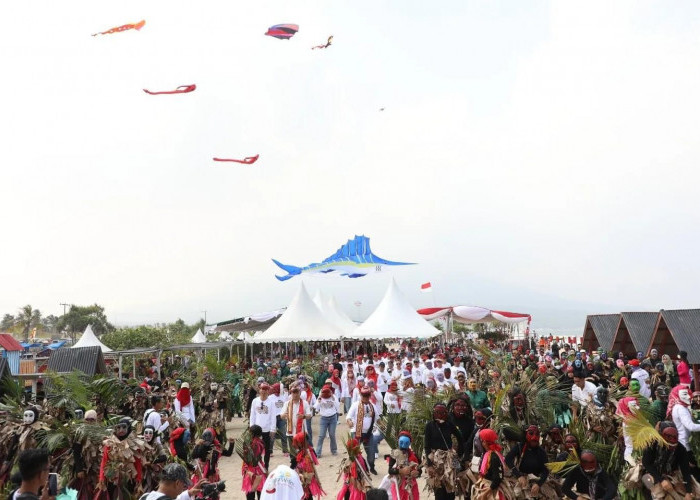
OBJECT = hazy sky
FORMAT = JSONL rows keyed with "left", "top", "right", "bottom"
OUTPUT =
{"left": 2, "top": 2, "right": 699, "bottom": 333}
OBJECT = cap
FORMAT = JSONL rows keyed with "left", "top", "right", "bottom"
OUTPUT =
{"left": 84, "top": 409, "right": 98, "bottom": 420}
{"left": 260, "top": 383, "right": 270, "bottom": 391}
{"left": 161, "top": 463, "right": 192, "bottom": 486}
{"left": 180, "top": 382, "right": 190, "bottom": 389}
{"left": 629, "top": 359, "right": 640, "bottom": 367}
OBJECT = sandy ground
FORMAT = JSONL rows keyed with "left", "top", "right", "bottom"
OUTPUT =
{"left": 218, "top": 414, "right": 431, "bottom": 499}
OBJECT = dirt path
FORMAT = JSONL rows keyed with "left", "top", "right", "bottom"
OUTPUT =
{"left": 217, "top": 415, "right": 431, "bottom": 499}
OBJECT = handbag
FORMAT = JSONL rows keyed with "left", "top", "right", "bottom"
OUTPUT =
{"left": 437, "top": 425, "right": 463, "bottom": 472}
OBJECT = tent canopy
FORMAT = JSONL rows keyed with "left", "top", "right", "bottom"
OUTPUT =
{"left": 191, "top": 329, "right": 207, "bottom": 343}
{"left": 313, "top": 291, "right": 357, "bottom": 336}
{"left": 72, "top": 325, "right": 112, "bottom": 353}
{"left": 249, "top": 283, "right": 345, "bottom": 343}
{"left": 418, "top": 306, "right": 531, "bottom": 325}
{"left": 346, "top": 278, "right": 441, "bottom": 340}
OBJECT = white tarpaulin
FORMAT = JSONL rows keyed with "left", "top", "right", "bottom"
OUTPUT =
{"left": 345, "top": 278, "right": 441, "bottom": 340}
{"left": 191, "top": 328, "right": 207, "bottom": 343}
{"left": 71, "top": 324, "right": 113, "bottom": 353}
{"left": 248, "top": 283, "right": 345, "bottom": 343}
{"left": 418, "top": 305, "right": 531, "bottom": 325}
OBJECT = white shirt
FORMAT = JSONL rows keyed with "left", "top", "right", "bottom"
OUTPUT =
{"left": 572, "top": 381, "right": 598, "bottom": 407}
{"left": 376, "top": 371, "right": 390, "bottom": 392}
{"left": 346, "top": 400, "right": 376, "bottom": 434}
{"left": 401, "top": 388, "right": 414, "bottom": 412}
{"left": 260, "top": 465, "right": 305, "bottom": 500}
{"left": 314, "top": 396, "right": 340, "bottom": 417}
{"left": 281, "top": 399, "right": 312, "bottom": 436}
{"left": 672, "top": 404, "right": 700, "bottom": 450}
{"left": 174, "top": 398, "right": 196, "bottom": 423}
{"left": 143, "top": 490, "right": 193, "bottom": 500}
{"left": 249, "top": 396, "right": 276, "bottom": 432}
{"left": 268, "top": 394, "right": 284, "bottom": 418}
{"left": 351, "top": 386, "right": 364, "bottom": 403}
{"left": 384, "top": 391, "right": 402, "bottom": 414}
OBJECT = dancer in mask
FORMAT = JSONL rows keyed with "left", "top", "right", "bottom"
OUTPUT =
{"left": 641, "top": 422, "right": 695, "bottom": 500}
{"left": 292, "top": 431, "right": 325, "bottom": 499}
{"left": 96, "top": 418, "right": 146, "bottom": 499}
{"left": 384, "top": 431, "right": 420, "bottom": 500}
{"left": 191, "top": 427, "right": 234, "bottom": 486}
{"left": 561, "top": 450, "right": 616, "bottom": 500}
{"left": 141, "top": 425, "right": 168, "bottom": 492}
{"left": 241, "top": 424, "right": 267, "bottom": 500}
{"left": 505, "top": 425, "right": 551, "bottom": 498}
{"left": 424, "top": 403, "right": 464, "bottom": 500}
{"left": 473, "top": 428, "right": 513, "bottom": 500}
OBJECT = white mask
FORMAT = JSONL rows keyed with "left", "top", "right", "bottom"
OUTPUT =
{"left": 23, "top": 410, "right": 35, "bottom": 425}
{"left": 143, "top": 429, "right": 154, "bottom": 442}
{"left": 210, "top": 383, "right": 218, "bottom": 391}
{"left": 680, "top": 389, "right": 692, "bottom": 405}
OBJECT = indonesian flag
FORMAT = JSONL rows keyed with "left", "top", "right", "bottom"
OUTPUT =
{"left": 420, "top": 282, "right": 432, "bottom": 293}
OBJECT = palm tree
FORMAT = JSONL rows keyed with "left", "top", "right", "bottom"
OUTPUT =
{"left": 16, "top": 305, "right": 41, "bottom": 341}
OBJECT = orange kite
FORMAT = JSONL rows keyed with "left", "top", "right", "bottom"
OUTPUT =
{"left": 92, "top": 20, "right": 146, "bottom": 37}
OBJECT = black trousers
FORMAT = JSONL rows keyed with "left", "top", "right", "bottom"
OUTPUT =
{"left": 262, "top": 432, "right": 271, "bottom": 471}
{"left": 246, "top": 492, "right": 261, "bottom": 500}
{"left": 434, "top": 487, "right": 455, "bottom": 500}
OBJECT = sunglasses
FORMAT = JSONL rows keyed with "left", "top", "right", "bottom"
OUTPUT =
{"left": 526, "top": 429, "right": 540, "bottom": 436}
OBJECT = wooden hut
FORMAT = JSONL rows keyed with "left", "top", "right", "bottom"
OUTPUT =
{"left": 581, "top": 314, "right": 620, "bottom": 352}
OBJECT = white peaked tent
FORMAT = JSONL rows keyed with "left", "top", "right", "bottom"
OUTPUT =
{"left": 191, "top": 328, "right": 207, "bottom": 343}
{"left": 346, "top": 278, "right": 441, "bottom": 340}
{"left": 71, "top": 325, "right": 113, "bottom": 353}
{"left": 249, "top": 283, "right": 345, "bottom": 343}
{"left": 313, "top": 291, "right": 357, "bottom": 336}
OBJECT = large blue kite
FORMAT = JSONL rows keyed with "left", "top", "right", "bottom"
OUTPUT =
{"left": 272, "top": 235, "right": 415, "bottom": 281}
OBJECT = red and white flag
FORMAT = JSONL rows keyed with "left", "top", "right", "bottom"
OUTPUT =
{"left": 420, "top": 282, "right": 432, "bottom": 293}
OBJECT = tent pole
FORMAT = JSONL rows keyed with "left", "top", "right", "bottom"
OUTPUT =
{"left": 156, "top": 350, "right": 162, "bottom": 378}
{"left": 132, "top": 356, "right": 136, "bottom": 379}
{"left": 118, "top": 355, "right": 123, "bottom": 380}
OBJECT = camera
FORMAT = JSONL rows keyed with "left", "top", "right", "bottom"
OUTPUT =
{"left": 201, "top": 480, "right": 225, "bottom": 499}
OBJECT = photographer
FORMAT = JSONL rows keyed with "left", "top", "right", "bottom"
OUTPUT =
{"left": 12, "top": 449, "right": 54, "bottom": 500}
{"left": 139, "top": 463, "right": 206, "bottom": 500}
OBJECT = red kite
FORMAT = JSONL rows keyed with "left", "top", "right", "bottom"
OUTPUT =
{"left": 143, "top": 85, "right": 196, "bottom": 95}
{"left": 213, "top": 155, "right": 259, "bottom": 164}
{"left": 265, "top": 24, "right": 298, "bottom": 40}
{"left": 312, "top": 36, "right": 333, "bottom": 50}
{"left": 92, "top": 20, "right": 146, "bottom": 37}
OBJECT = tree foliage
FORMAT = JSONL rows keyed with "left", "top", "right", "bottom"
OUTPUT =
{"left": 16, "top": 305, "right": 42, "bottom": 341}
{"left": 56, "top": 304, "right": 113, "bottom": 337}
{"left": 100, "top": 319, "right": 199, "bottom": 350}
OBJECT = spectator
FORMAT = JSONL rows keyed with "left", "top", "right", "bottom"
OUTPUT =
{"left": 140, "top": 463, "right": 205, "bottom": 500}
{"left": 14, "top": 449, "right": 52, "bottom": 500}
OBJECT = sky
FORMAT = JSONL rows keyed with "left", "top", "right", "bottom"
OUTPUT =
{"left": 2, "top": 1, "right": 700, "bottom": 333}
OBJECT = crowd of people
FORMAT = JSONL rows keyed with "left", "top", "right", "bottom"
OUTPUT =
{"left": 1, "top": 337, "right": 700, "bottom": 500}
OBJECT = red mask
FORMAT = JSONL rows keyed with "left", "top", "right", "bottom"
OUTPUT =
{"left": 580, "top": 452, "right": 597, "bottom": 473}
{"left": 452, "top": 399, "right": 468, "bottom": 418}
{"left": 662, "top": 427, "right": 679, "bottom": 447}
{"left": 513, "top": 394, "right": 525, "bottom": 408}
{"left": 433, "top": 405, "right": 448, "bottom": 422}
{"left": 525, "top": 426, "right": 540, "bottom": 446}
{"left": 475, "top": 411, "right": 488, "bottom": 427}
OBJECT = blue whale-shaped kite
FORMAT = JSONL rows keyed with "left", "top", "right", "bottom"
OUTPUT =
{"left": 272, "top": 235, "right": 415, "bottom": 281}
